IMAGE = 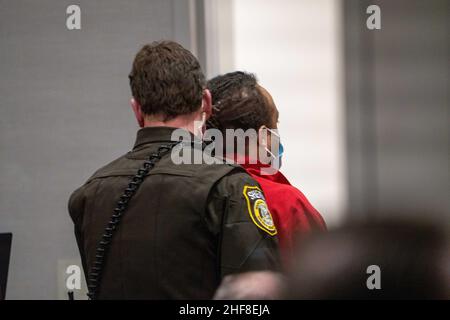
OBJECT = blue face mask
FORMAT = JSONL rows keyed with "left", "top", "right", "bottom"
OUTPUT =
{"left": 278, "top": 142, "right": 284, "bottom": 158}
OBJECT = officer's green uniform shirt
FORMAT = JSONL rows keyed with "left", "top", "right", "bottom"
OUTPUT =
{"left": 68, "top": 126, "right": 279, "bottom": 299}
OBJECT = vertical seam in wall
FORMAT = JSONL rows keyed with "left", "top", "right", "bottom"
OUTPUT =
{"left": 360, "top": 0, "right": 378, "bottom": 216}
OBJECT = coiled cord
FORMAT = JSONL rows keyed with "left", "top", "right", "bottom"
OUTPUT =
{"left": 87, "top": 142, "right": 178, "bottom": 300}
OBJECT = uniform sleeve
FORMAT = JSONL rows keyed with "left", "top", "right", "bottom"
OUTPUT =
{"left": 68, "top": 186, "right": 85, "bottom": 225}
{"left": 68, "top": 186, "right": 89, "bottom": 281}
{"left": 205, "top": 169, "right": 281, "bottom": 278}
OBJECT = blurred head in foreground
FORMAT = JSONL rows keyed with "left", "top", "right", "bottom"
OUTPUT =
{"left": 213, "top": 272, "right": 286, "bottom": 300}
{"left": 287, "top": 219, "right": 449, "bottom": 299}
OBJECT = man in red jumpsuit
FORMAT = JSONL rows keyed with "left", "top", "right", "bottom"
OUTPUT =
{"left": 206, "top": 71, "right": 326, "bottom": 265}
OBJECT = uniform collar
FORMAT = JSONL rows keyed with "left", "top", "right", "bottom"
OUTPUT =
{"left": 133, "top": 126, "right": 194, "bottom": 149}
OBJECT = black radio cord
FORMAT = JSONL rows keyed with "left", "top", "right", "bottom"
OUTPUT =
{"left": 87, "top": 142, "right": 179, "bottom": 300}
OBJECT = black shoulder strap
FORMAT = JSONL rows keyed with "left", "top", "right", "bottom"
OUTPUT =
{"left": 87, "top": 142, "right": 179, "bottom": 299}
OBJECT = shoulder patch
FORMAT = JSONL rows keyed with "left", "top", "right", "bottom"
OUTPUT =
{"left": 242, "top": 185, "right": 277, "bottom": 236}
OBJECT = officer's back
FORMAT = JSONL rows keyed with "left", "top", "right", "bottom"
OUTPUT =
{"left": 68, "top": 41, "right": 279, "bottom": 299}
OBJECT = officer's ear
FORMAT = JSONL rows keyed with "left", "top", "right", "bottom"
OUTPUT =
{"left": 201, "top": 89, "right": 212, "bottom": 120}
{"left": 130, "top": 98, "right": 145, "bottom": 128}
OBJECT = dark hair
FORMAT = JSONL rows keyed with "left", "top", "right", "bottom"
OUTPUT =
{"left": 206, "top": 71, "right": 274, "bottom": 132}
{"left": 129, "top": 41, "right": 205, "bottom": 120}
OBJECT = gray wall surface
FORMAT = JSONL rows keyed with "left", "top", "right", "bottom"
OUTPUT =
{"left": 344, "top": 0, "right": 449, "bottom": 220}
{"left": 0, "top": 0, "right": 201, "bottom": 299}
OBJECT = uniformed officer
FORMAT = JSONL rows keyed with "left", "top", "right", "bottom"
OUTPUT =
{"left": 68, "top": 41, "right": 279, "bottom": 299}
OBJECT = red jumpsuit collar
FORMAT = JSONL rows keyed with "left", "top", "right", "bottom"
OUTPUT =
{"left": 240, "top": 161, "right": 291, "bottom": 186}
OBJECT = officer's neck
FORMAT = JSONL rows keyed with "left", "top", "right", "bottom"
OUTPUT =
{"left": 143, "top": 113, "right": 200, "bottom": 136}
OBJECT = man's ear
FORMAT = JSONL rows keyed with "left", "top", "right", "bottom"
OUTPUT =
{"left": 202, "top": 89, "right": 213, "bottom": 119}
{"left": 130, "top": 98, "right": 145, "bottom": 128}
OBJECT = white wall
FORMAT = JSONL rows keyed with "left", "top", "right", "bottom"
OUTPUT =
{"left": 216, "top": 0, "right": 347, "bottom": 226}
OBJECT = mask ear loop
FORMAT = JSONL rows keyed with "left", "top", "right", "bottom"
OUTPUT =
{"left": 265, "top": 147, "right": 277, "bottom": 159}
{"left": 259, "top": 126, "right": 280, "bottom": 159}
{"left": 193, "top": 111, "right": 207, "bottom": 140}
{"left": 266, "top": 127, "right": 281, "bottom": 142}
{"left": 201, "top": 111, "right": 206, "bottom": 126}
{"left": 200, "top": 111, "right": 206, "bottom": 140}
{"left": 267, "top": 128, "right": 283, "bottom": 158}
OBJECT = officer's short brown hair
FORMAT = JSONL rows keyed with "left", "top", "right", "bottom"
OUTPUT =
{"left": 129, "top": 41, "right": 205, "bottom": 120}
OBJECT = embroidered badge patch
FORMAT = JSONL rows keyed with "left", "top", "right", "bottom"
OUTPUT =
{"left": 243, "top": 185, "right": 277, "bottom": 236}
